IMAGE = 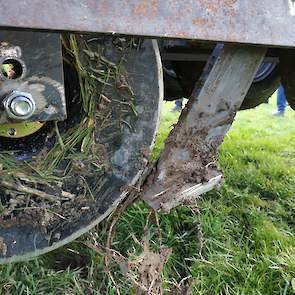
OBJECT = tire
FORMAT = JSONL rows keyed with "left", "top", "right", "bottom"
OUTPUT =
{"left": 163, "top": 63, "right": 184, "bottom": 101}
{"left": 240, "top": 65, "right": 280, "bottom": 110}
{"left": 163, "top": 60, "right": 280, "bottom": 110}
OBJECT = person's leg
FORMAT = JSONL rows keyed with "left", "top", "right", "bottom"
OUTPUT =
{"left": 277, "top": 85, "right": 287, "bottom": 113}
{"left": 175, "top": 98, "right": 183, "bottom": 108}
{"left": 172, "top": 98, "right": 183, "bottom": 112}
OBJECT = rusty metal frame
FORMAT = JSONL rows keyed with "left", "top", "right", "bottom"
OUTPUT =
{"left": 0, "top": 0, "right": 295, "bottom": 47}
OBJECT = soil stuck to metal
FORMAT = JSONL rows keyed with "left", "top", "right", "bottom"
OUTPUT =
{"left": 0, "top": 35, "right": 139, "bottom": 238}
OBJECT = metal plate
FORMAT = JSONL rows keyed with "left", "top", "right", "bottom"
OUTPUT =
{"left": 0, "top": 31, "right": 66, "bottom": 124}
{"left": 0, "top": 121, "right": 45, "bottom": 138}
{"left": 0, "top": 0, "right": 295, "bottom": 47}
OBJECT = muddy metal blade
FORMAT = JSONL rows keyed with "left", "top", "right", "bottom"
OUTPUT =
{"left": 143, "top": 45, "right": 266, "bottom": 212}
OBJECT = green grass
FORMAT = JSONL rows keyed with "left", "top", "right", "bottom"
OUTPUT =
{"left": 0, "top": 95, "right": 295, "bottom": 294}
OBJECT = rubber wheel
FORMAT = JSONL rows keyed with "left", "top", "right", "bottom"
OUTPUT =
{"left": 240, "top": 65, "right": 280, "bottom": 110}
{"left": 163, "top": 60, "right": 280, "bottom": 110}
{"left": 0, "top": 35, "right": 163, "bottom": 263}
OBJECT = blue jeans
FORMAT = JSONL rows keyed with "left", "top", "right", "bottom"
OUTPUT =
{"left": 277, "top": 85, "right": 287, "bottom": 113}
{"left": 175, "top": 98, "right": 183, "bottom": 108}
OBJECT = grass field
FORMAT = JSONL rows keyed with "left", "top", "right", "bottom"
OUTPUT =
{"left": 0, "top": 95, "right": 295, "bottom": 294}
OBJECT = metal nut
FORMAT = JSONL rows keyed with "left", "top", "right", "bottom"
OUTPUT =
{"left": 3, "top": 91, "right": 36, "bottom": 120}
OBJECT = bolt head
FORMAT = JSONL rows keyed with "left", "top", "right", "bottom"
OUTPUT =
{"left": 10, "top": 96, "right": 33, "bottom": 116}
{"left": 3, "top": 91, "right": 36, "bottom": 120}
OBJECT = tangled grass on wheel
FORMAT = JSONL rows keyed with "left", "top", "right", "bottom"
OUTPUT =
{"left": 0, "top": 35, "right": 138, "bottom": 235}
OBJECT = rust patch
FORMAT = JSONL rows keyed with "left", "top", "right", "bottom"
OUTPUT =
{"left": 198, "top": 1, "right": 219, "bottom": 14}
{"left": 134, "top": 1, "right": 149, "bottom": 16}
{"left": 197, "top": 0, "right": 237, "bottom": 20}
{"left": 1, "top": 0, "right": 295, "bottom": 48}
{"left": 133, "top": 0, "right": 159, "bottom": 18}
{"left": 192, "top": 18, "right": 208, "bottom": 26}
{"left": 224, "top": 0, "right": 238, "bottom": 5}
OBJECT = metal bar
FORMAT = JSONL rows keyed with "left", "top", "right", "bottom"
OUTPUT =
{"left": 161, "top": 53, "right": 279, "bottom": 63}
{"left": 0, "top": 0, "right": 294, "bottom": 47}
{"left": 143, "top": 45, "right": 266, "bottom": 211}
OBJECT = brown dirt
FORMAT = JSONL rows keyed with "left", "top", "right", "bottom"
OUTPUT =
{"left": 136, "top": 246, "right": 172, "bottom": 295}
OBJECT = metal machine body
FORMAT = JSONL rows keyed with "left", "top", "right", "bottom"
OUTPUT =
{"left": 0, "top": 0, "right": 295, "bottom": 47}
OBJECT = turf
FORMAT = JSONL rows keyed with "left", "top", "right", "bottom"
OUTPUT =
{"left": 0, "top": 95, "right": 295, "bottom": 294}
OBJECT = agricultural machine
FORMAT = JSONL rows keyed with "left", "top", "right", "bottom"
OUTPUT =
{"left": 0, "top": 0, "right": 294, "bottom": 263}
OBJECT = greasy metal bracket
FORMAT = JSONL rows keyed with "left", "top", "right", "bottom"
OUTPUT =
{"left": 143, "top": 45, "right": 266, "bottom": 212}
{"left": 0, "top": 31, "right": 66, "bottom": 124}
{"left": 0, "top": 0, "right": 294, "bottom": 48}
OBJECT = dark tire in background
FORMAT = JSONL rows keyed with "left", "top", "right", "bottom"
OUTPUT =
{"left": 163, "top": 61, "right": 280, "bottom": 110}
{"left": 162, "top": 42, "right": 280, "bottom": 110}
{"left": 240, "top": 64, "right": 280, "bottom": 110}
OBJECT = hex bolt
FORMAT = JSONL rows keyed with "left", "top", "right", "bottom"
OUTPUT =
{"left": 3, "top": 91, "right": 36, "bottom": 120}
